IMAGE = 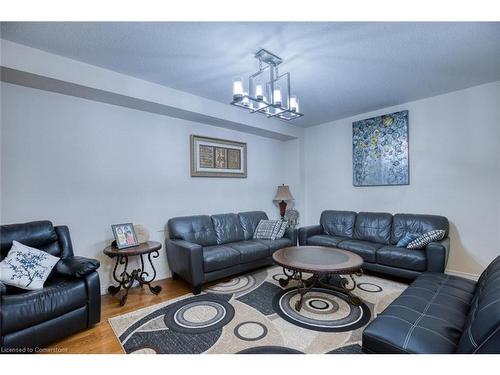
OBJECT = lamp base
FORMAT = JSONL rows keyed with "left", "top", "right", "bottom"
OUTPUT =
{"left": 279, "top": 200, "right": 287, "bottom": 220}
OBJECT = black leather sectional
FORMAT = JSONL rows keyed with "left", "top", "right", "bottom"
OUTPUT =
{"left": 166, "top": 211, "right": 297, "bottom": 294}
{"left": 299, "top": 210, "right": 449, "bottom": 280}
{"left": 363, "top": 255, "right": 500, "bottom": 353}
{"left": 0, "top": 221, "right": 101, "bottom": 351}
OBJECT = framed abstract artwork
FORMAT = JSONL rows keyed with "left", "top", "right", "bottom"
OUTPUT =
{"left": 190, "top": 135, "right": 247, "bottom": 178}
{"left": 352, "top": 110, "right": 409, "bottom": 186}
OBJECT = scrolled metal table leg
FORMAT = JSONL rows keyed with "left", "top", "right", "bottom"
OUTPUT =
{"left": 140, "top": 250, "right": 162, "bottom": 295}
{"left": 279, "top": 267, "right": 296, "bottom": 287}
{"left": 294, "top": 273, "right": 318, "bottom": 311}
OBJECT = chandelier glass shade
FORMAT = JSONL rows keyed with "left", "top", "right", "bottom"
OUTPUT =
{"left": 230, "top": 49, "right": 303, "bottom": 121}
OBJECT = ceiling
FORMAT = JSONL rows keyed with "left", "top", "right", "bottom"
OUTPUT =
{"left": 1, "top": 22, "right": 500, "bottom": 127}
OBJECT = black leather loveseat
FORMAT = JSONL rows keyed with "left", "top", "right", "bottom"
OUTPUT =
{"left": 166, "top": 211, "right": 297, "bottom": 294}
{"left": 0, "top": 221, "right": 101, "bottom": 351}
{"left": 299, "top": 210, "right": 449, "bottom": 280}
{"left": 363, "top": 255, "right": 500, "bottom": 353}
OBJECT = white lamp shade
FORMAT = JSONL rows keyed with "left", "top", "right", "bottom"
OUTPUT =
{"left": 233, "top": 78, "right": 243, "bottom": 98}
{"left": 273, "top": 185, "right": 294, "bottom": 201}
{"left": 273, "top": 88, "right": 282, "bottom": 106}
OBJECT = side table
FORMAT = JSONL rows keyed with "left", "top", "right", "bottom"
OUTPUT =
{"left": 103, "top": 241, "right": 162, "bottom": 306}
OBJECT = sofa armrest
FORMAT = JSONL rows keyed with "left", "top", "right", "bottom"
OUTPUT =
{"left": 166, "top": 239, "right": 204, "bottom": 288}
{"left": 298, "top": 225, "right": 324, "bottom": 245}
{"left": 284, "top": 227, "right": 298, "bottom": 246}
{"left": 0, "top": 281, "right": 6, "bottom": 296}
{"left": 426, "top": 238, "right": 450, "bottom": 272}
{"left": 55, "top": 256, "right": 100, "bottom": 278}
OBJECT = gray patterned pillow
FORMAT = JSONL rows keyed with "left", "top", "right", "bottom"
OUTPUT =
{"left": 407, "top": 230, "right": 446, "bottom": 249}
{"left": 275, "top": 221, "right": 288, "bottom": 239}
{"left": 253, "top": 220, "right": 282, "bottom": 240}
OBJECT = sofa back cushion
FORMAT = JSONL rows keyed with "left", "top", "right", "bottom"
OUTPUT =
{"left": 391, "top": 213, "right": 449, "bottom": 245}
{"left": 320, "top": 210, "right": 356, "bottom": 238}
{"left": 211, "top": 213, "right": 245, "bottom": 245}
{"left": 457, "top": 255, "right": 500, "bottom": 353}
{"left": 0, "top": 221, "right": 60, "bottom": 261}
{"left": 353, "top": 212, "right": 392, "bottom": 245}
{"left": 238, "top": 211, "right": 269, "bottom": 240}
{"left": 168, "top": 215, "right": 217, "bottom": 246}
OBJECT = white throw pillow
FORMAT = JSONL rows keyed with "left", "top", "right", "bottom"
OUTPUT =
{"left": 0, "top": 241, "right": 59, "bottom": 290}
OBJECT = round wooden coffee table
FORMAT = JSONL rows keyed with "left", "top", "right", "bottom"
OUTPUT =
{"left": 104, "top": 241, "right": 162, "bottom": 306}
{"left": 272, "top": 246, "right": 364, "bottom": 311}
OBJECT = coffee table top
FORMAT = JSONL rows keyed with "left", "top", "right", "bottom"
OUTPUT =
{"left": 272, "top": 246, "right": 363, "bottom": 274}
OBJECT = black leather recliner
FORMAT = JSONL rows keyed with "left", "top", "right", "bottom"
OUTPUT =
{"left": 363, "top": 255, "right": 500, "bottom": 353}
{"left": 0, "top": 221, "right": 101, "bottom": 351}
{"left": 166, "top": 211, "right": 297, "bottom": 294}
{"left": 299, "top": 210, "right": 449, "bottom": 280}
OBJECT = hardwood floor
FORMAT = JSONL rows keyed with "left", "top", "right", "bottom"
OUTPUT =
{"left": 45, "top": 277, "right": 192, "bottom": 354}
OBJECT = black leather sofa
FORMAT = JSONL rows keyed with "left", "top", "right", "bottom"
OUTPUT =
{"left": 363, "top": 255, "right": 500, "bottom": 353}
{"left": 0, "top": 221, "right": 101, "bottom": 351}
{"left": 166, "top": 211, "right": 297, "bottom": 294}
{"left": 299, "top": 210, "right": 449, "bottom": 280}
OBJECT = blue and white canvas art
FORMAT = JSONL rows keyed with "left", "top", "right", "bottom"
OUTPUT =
{"left": 353, "top": 110, "right": 409, "bottom": 186}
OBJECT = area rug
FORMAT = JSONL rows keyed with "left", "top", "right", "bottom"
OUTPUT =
{"left": 108, "top": 266, "right": 407, "bottom": 354}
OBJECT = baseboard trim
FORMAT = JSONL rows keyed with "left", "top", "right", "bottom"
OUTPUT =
{"left": 446, "top": 269, "right": 480, "bottom": 281}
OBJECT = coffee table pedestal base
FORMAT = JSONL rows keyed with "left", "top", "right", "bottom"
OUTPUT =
{"left": 278, "top": 268, "right": 363, "bottom": 311}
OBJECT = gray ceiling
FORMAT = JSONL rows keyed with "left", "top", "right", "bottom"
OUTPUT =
{"left": 1, "top": 22, "right": 500, "bottom": 127}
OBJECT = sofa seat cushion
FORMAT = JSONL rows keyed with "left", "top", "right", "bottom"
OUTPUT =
{"left": 203, "top": 245, "right": 241, "bottom": 272}
{"left": 256, "top": 237, "right": 292, "bottom": 253}
{"left": 363, "top": 273, "right": 476, "bottom": 354}
{"left": 307, "top": 234, "right": 347, "bottom": 248}
{"left": 1, "top": 276, "right": 88, "bottom": 334}
{"left": 377, "top": 246, "right": 427, "bottom": 272}
{"left": 336, "top": 240, "right": 383, "bottom": 263}
{"left": 227, "top": 240, "right": 269, "bottom": 263}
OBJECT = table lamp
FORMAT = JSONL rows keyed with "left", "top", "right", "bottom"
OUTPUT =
{"left": 273, "top": 184, "right": 294, "bottom": 219}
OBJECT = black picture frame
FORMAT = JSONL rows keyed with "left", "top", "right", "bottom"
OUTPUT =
{"left": 111, "top": 223, "right": 139, "bottom": 249}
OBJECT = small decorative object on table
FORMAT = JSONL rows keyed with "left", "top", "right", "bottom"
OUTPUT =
{"left": 111, "top": 223, "right": 139, "bottom": 249}
{"left": 133, "top": 224, "right": 150, "bottom": 243}
{"left": 273, "top": 184, "right": 294, "bottom": 219}
{"left": 104, "top": 241, "right": 162, "bottom": 306}
{"left": 284, "top": 208, "right": 299, "bottom": 229}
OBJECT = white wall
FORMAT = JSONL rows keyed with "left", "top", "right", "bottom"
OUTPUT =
{"left": 303, "top": 81, "right": 500, "bottom": 277}
{"left": 0, "top": 82, "right": 293, "bottom": 293}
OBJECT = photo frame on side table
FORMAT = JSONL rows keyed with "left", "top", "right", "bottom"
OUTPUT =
{"left": 190, "top": 135, "right": 247, "bottom": 178}
{"left": 111, "top": 223, "right": 139, "bottom": 249}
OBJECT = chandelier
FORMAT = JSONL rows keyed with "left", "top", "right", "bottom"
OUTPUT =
{"left": 230, "top": 49, "right": 303, "bottom": 121}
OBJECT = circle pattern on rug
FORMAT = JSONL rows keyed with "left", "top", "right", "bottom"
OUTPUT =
{"left": 272, "top": 287, "right": 370, "bottom": 332}
{"left": 234, "top": 321, "right": 268, "bottom": 341}
{"left": 164, "top": 295, "right": 234, "bottom": 334}
{"left": 206, "top": 274, "right": 257, "bottom": 295}
{"left": 302, "top": 297, "right": 339, "bottom": 315}
{"left": 357, "top": 282, "right": 383, "bottom": 293}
